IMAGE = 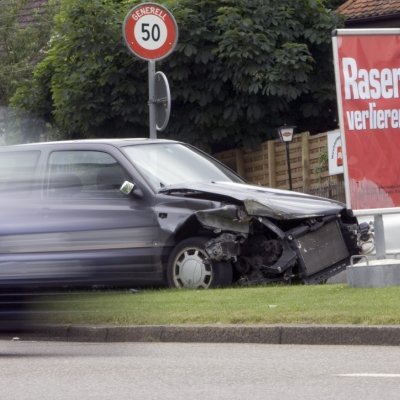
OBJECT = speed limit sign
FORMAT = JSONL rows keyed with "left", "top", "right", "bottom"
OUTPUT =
{"left": 123, "top": 3, "right": 178, "bottom": 61}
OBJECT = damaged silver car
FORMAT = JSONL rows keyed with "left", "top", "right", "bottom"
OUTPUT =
{"left": 0, "top": 139, "right": 371, "bottom": 290}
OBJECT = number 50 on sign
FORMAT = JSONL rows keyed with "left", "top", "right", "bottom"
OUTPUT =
{"left": 123, "top": 2, "right": 178, "bottom": 61}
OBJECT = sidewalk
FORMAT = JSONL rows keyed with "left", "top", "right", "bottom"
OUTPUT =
{"left": 3, "top": 323, "right": 400, "bottom": 346}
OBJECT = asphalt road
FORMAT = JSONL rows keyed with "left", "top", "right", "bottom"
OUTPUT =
{"left": 1, "top": 340, "right": 400, "bottom": 400}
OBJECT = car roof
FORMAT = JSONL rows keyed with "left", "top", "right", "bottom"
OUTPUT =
{"left": 0, "top": 138, "right": 179, "bottom": 150}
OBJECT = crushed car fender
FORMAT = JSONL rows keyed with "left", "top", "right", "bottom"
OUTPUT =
{"left": 195, "top": 205, "right": 250, "bottom": 234}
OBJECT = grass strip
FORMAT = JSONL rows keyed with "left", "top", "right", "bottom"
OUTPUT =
{"left": 39, "top": 284, "right": 400, "bottom": 326}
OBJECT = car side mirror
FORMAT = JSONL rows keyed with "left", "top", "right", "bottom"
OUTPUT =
{"left": 120, "top": 180, "right": 135, "bottom": 195}
{"left": 120, "top": 180, "right": 144, "bottom": 198}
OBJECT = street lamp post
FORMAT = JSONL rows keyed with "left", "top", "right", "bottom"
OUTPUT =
{"left": 278, "top": 125, "right": 295, "bottom": 191}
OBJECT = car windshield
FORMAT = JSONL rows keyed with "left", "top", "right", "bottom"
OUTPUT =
{"left": 122, "top": 143, "right": 244, "bottom": 191}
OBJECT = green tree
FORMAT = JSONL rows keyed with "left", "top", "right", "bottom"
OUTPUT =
{"left": 0, "top": 0, "right": 59, "bottom": 143}
{"left": 11, "top": 0, "right": 344, "bottom": 149}
{"left": 167, "top": 0, "right": 344, "bottom": 148}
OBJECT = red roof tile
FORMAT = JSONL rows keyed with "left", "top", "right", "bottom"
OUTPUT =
{"left": 338, "top": 0, "right": 400, "bottom": 20}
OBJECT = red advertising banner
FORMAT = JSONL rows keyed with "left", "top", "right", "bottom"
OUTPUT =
{"left": 333, "top": 30, "right": 400, "bottom": 212}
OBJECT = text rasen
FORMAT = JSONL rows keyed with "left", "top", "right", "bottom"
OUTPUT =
{"left": 342, "top": 57, "right": 400, "bottom": 131}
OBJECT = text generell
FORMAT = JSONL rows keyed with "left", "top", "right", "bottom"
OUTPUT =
{"left": 132, "top": 6, "right": 167, "bottom": 21}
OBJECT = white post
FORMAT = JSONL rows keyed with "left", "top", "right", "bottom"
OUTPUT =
{"left": 374, "top": 214, "right": 386, "bottom": 259}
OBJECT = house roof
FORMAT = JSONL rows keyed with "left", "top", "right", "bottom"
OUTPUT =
{"left": 338, "top": 0, "right": 400, "bottom": 21}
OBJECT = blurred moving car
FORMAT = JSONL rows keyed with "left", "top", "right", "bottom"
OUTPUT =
{"left": 0, "top": 138, "right": 372, "bottom": 290}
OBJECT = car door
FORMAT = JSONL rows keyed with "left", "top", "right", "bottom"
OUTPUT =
{"left": 39, "top": 148, "right": 163, "bottom": 286}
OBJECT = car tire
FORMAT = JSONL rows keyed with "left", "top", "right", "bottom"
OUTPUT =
{"left": 167, "top": 236, "right": 233, "bottom": 289}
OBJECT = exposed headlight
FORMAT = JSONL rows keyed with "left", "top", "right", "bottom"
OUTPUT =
{"left": 237, "top": 207, "right": 248, "bottom": 220}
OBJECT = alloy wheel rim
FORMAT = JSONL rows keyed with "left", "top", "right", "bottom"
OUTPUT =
{"left": 173, "top": 247, "right": 213, "bottom": 288}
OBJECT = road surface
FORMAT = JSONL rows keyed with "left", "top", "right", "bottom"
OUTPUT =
{"left": 1, "top": 340, "right": 400, "bottom": 400}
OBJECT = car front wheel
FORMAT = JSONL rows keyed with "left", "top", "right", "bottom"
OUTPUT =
{"left": 167, "top": 237, "right": 233, "bottom": 289}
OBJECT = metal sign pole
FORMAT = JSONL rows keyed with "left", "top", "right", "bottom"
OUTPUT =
{"left": 148, "top": 60, "right": 156, "bottom": 139}
{"left": 285, "top": 142, "right": 293, "bottom": 191}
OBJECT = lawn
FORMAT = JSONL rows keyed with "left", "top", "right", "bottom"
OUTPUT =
{"left": 39, "top": 284, "right": 400, "bottom": 326}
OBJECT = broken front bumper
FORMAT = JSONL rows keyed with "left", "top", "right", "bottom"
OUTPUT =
{"left": 205, "top": 216, "right": 358, "bottom": 285}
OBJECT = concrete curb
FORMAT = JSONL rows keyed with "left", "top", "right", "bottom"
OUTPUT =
{"left": 3, "top": 324, "right": 400, "bottom": 346}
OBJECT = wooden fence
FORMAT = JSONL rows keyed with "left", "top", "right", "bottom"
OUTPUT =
{"left": 214, "top": 131, "right": 346, "bottom": 202}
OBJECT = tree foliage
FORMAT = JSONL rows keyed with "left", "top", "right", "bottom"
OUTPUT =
{"left": 11, "top": 0, "right": 344, "bottom": 150}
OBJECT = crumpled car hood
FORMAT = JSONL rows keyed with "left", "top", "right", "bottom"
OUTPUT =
{"left": 160, "top": 181, "right": 346, "bottom": 219}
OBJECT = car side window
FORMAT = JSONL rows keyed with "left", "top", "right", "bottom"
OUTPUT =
{"left": 46, "top": 150, "right": 127, "bottom": 199}
{"left": 0, "top": 150, "right": 41, "bottom": 195}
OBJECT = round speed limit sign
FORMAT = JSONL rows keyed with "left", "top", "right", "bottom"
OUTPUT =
{"left": 123, "top": 3, "right": 178, "bottom": 61}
